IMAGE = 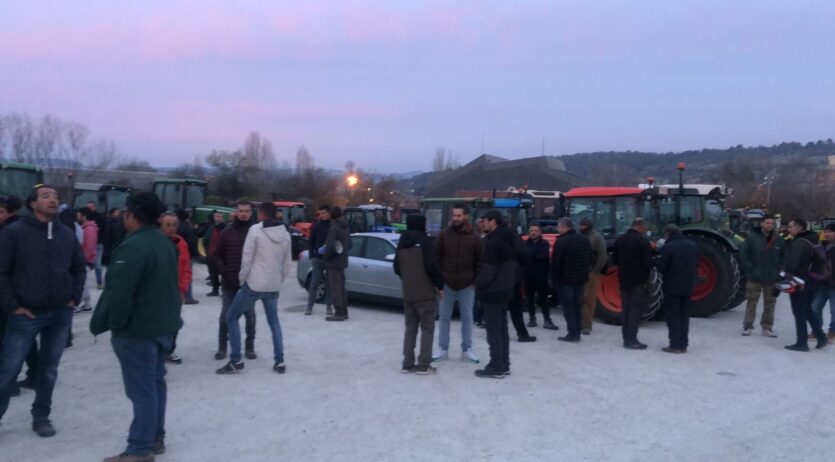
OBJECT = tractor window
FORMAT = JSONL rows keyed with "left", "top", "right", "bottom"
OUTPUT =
{"left": 73, "top": 191, "right": 99, "bottom": 210}
{"left": 0, "top": 169, "right": 41, "bottom": 199}
{"left": 108, "top": 191, "right": 129, "bottom": 211}
{"left": 287, "top": 206, "right": 306, "bottom": 224}
{"left": 424, "top": 204, "right": 445, "bottom": 235}
{"left": 156, "top": 184, "right": 182, "bottom": 210}
{"left": 346, "top": 210, "right": 367, "bottom": 234}
{"left": 614, "top": 197, "right": 637, "bottom": 237}
{"left": 706, "top": 199, "right": 727, "bottom": 231}
{"left": 658, "top": 196, "right": 704, "bottom": 226}
{"left": 372, "top": 209, "right": 390, "bottom": 226}
{"left": 185, "top": 185, "right": 205, "bottom": 209}
{"left": 568, "top": 198, "right": 614, "bottom": 239}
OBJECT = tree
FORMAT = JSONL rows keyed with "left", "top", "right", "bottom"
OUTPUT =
{"left": 296, "top": 146, "right": 314, "bottom": 173}
{"left": 63, "top": 121, "right": 90, "bottom": 169}
{"left": 117, "top": 157, "right": 156, "bottom": 172}
{"left": 7, "top": 113, "right": 34, "bottom": 163}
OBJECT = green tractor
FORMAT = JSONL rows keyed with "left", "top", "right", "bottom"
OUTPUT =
{"left": 151, "top": 178, "right": 234, "bottom": 226}
{"left": 421, "top": 196, "right": 534, "bottom": 237}
{"left": 72, "top": 182, "right": 132, "bottom": 213}
{"left": 344, "top": 204, "right": 399, "bottom": 234}
{"left": 565, "top": 180, "right": 744, "bottom": 324}
{"left": 0, "top": 162, "right": 44, "bottom": 200}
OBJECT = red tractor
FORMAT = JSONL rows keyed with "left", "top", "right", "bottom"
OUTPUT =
{"left": 565, "top": 182, "right": 743, "bottom": 324}
{"left": 273, "top": 201, "right": 313, "bottom": 238}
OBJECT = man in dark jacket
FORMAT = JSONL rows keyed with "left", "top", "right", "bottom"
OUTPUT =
{"left": 0, "top": 185, "right": 86, "bottom": 438}
{"left": 306, "top": 205, "right": 332, "bottom": 315}
{"left": 508, "top": 227, "right": 536, "bottom": 342}
{"left": 0, "top": 195, "right": 24, "bottom": 398}
{"left": 433, "top": 203, "right": 483, "bottom": 363}
{"left": 324, "top": 206, "right": 351, "bottom": 321}
{"left": 580, "top": 217, "right": 607, "bottom": 335}
{"left": 103, "top": 207, "right": 127, "bottom": 267}
{"left": 612, "top": 217, "right": 654, "bottom": 349}
{"left": 738, "top": 215, "right": 785, "bottom": 337}
{"left": 203, "top": 210, "right": 226, "bottom": 297}
{"left": 91, "top": 192, "right": 182, "bottom": 461}
{"left": 211, "top": 202, "right": 257, "bottom": 360}
{"left": 176, "top": 208, "right": 198, "bottom": 304}
{"left": 656, "top": 225, "right": 699, "bottom": 353}
{"left": 551, "top": 217, "right": 592, "bottom": 342}
{"left": 525, "top": 223, "right": 556, "bottom": 330}
{"left": 474, "top": 210, "right": 517, "bottom": 379}
{"left": 783, "top": 218, "right": 827, "bottom": 351}
{"left": 394, "top": 215, "right": 443, "bottom": 375}
{"left": 811, "top": 223, "right": 835, "bottom": 343}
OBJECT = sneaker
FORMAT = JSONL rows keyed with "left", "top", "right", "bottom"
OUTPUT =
{"left": 542, "top": 319, "right": 559, "bottom": 331}
{"left": 762, "top": 329, "right": 777, "bottom": 338}
{"left": 206, "top": 291, "right": 219, "bottom": 297}
{"left": 518, "top": 336, "right": 537, "bottom": 343}
{"left": 662, "top": 346, "right": 687, "bottom": 354}
{"left": 326, "top": 306, "right": 334, "bottom": 316}
{"left": 165, "top": 354, "right": 182, "bottom": 365}
{"left": 273, "top": 362, "right": 287, "bottom": 374}
{"left": 325, "top": 315, "right": 347, "bottom": 321}
{"left": 214, "top": 350, "right": 227, "bottom": 360}
{"left": 102, "top": 453, "right": 155, "bottom": 462}
{"left": 304, "top": 307, "right": 312, "bottom": 315}
{"left": 152, "top": 438, "right": 165, "bottom": 455}
{"left": 245, "top": 351, "right": 257, "bottom": 360}
{"left": 414, "top": 365, "right": 437, "bottom": 375}
{"left": 741, "top": 328, "right": 753, "bottom": 336}
{"left": 558, "top": 335, "right": 580, "bottom": 343}
{"left": 785, "top": 343, "right": 810, "bottom": 352}
{"left": 32, "top": 419, "right": 56, "bottom": 438}
{"left": 216, "top": 360, "right": 245, "bottom": 374}
{"left": 432, "top": 350, "right": 448, "bottom": 362}
{"left": 401, "top": 365, "right": 415, "bottom": 374}
{"left": 183, "top": 299, "right": 199, "bottom": 305}
{"left": 624, "top": 342, "right": 648, "bottom": 350}
{"left": 816, "top": 335, "right": 828, "bottom": 350}
{"left": 461, "top": 350, "right": 480, "bottom": 364}
{"left": 527, "top": 317, "right": 537, "bottom": 328}
{"left": 581, "top": 328, "right": 591, "bottom": 335}
{"left": 18, "top": 377, "right": 36, "bottom": 390}
{"left": 474, "top": 368, "right": 505, "bottom": 379}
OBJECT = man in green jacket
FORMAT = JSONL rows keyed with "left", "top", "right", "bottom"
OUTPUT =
{"left": 738, "top": 215, "right": 785, "bottom": 337}
{"left": 91, "top": 192, "right": 182, "bottom": 462}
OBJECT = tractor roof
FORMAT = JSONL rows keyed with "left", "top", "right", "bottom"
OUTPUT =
{"left": 273, "top": 201, "right": 306, "bottom": 207}
{"left": 0, "top": 162, "right": 42, "bottom": 172}
{"left": 73, "top": 182, "right": 132, "bottom": 192}
{"left": 153, "top": 178, "right": 208, "bottom": 186}
{"left": 645, "top": 184, "right": 733, "bottom": 197}
{"left": 565, "top": 187, "right": 643, "bottom": 198}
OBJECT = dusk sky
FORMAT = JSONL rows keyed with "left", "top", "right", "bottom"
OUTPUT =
{"left": 2, "top": 1, "right": 833, "bottom": 171}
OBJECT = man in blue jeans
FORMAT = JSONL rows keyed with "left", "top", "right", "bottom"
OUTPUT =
{"left": 0, "top": 185, "right": 86, "bottom": 438}
{"left": 217, "top": 202, "right": 293, "bottom": 375}
{"left": 812, "top": 223, "right": 835, "bottom": 343}
{"left": 91, "top": 192, "right": 182, "bottom": 462}
{"left": 432, "top": 203, "right": 483, "bottom": 364}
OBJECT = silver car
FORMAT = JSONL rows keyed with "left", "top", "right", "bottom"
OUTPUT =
{"left": 297, "top": 232, "right": 403, "bottom": 303}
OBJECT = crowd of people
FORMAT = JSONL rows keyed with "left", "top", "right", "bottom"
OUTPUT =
{"left": 0, "top": 189, "right": 833, "bottom": 461}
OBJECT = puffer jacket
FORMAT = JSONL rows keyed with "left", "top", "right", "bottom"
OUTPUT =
{"left": 475, "top": 226, "right": 517, "bottom": 303}
{"left": 213, "top": 219, "right": 252, "bottom": 291}
{"left": 551, "top": 228, "right": 592, "bottom": 286}
{"left": 239, "top": 220, "right": 293, "bottom": 292}
{"left": 434, "top": 222, "right": 483, "bottom": 290}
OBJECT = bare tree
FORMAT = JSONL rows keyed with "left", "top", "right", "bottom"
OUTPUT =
{"left": 63, "top": 120, "right": 91, "bottom": 169}
{"left": 0, "top": 116, "right": 7, "bottom": 159}
{"left": 345, "top": 160, "right": 356, "bottom": 173}
{"left": 296, "top": 145, "right": 314, "bottom": 173}
{"left": 86, "top": 140, "right": 118, "bottom": 171}
{"left": 7, "top": 113, "right": 34, "bottom": 163}
{"left": 432, "top": 147, "right": 446, "bottom": 172}
{"left": 33, "top": 114, "right": 63, "bottom": 170}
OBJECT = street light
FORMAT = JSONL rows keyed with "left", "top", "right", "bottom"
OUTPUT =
{"left": 346, "top": 174, "right": 359, "bottom": 204}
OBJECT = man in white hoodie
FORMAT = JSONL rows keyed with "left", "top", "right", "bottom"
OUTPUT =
{"left": 216, "top": 202, "right": 292, "bottom": 375}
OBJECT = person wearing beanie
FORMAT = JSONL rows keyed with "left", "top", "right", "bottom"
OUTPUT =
{"left": 394, "top": 214, "right": 443, "bottom": 375}
{"left": 92, "top": 192, "right": 182, "bottom": 461}
{"left": 0, "top": 185, "right": 86, "bottom": 438}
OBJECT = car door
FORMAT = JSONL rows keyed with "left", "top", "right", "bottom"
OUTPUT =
{"left": 356, "top": 236, "right": 401, "bottom": 299}
{"left": 344, "top": 235, "right": 366, "bottom": 293}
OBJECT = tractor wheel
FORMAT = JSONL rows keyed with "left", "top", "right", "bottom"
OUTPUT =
{"left": 724, "top": 254, "right": 746, "bottom": 310}
{"left": 594, "top": 265, "right": 663, "bottom": 325}
{"left": 689, "top": 235, "right": 737, "bottom": 317}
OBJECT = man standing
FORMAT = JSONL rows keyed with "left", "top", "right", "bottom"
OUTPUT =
{"left": 508, "top": 230, "right": 536, "bottom": 343}
{"left": 217, "top": 202, "right": 292, "bottom": 375}
{"left": 0, "top": 195, "right": 23, "bottom": 398}
{"left": 92, "top": 192, "right": 181, "bottom": 461}
{"left": 474, "top": 210, "right": 517, "bottom": 378}
{"left": 77, "top": 207, "right": 99, "bottom": 312}
{"left": 324, "top": 206, "right": 351, "bottom": 322}
{"left": 0, "top": 185, "right": 86, "bottom": 437}
{"left": 103, "top": 207, "right": 126, "bottom": 267}
{"left": 525, "top": 223, "right": 556, "bottom": 330}
{"left": 86, "top": 200, "right": 106, "bottom": 290}
{"left": 395, "top": 215, "right": 443, "bottom": 375}
{"left": 175, "top": 209, "right": 198, "bottom": 305}
{"left": 203, "top": 210, "right": 226, "bottom": 297}
{"left": 783, "top": 218, "right": 827, "bottom": 351}
{"left": 738, "top": 214, "right": 785, "bottom": 337}
{"left": 579, "top": 217, "right": 607, "bottom": 335}
{"left": 211, "top": 202, "right": 257, "bottom": 360}
{"left": 306, "top": 205, "right": 333, "bottom": 316}
{"left": 811, "top": 223, "right": 835, "bottom": 343}
{"left": 656, "top": 225, "right": 699, "bottom": 353}
{"left": 551, "top": 217, "right": 592, "bottom": 343}
{"left": 159, "top": 212, "right": 192, "bottom": 365}
{"left": 612, "top": 217, "right": 653, "bottom": 350}
{"left": 433, "top": 204, "right": 483, "bottom": 363}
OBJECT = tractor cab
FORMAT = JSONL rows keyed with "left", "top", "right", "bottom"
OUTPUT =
{"left": 273, "top": 201, "right": 312, "bottom": 238}
{"left": 72, "top": 183, "right": 132, "bottom": 213}
{"left": 345, "top": 204, "right": 398, "bottom": 234}
{"left": 152, "top": 178, "right": 233, "bottom": 226}
{"left": 0, "top": 162, "right": 43, "bottom": 199}
{"left": 420, "top": 197, "right": 533, "bottom": 237}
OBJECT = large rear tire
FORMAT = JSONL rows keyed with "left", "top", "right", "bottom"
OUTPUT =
{"left": 594, "top": 265, "right": 662, "bottom": 325}
{"left": 689, "top": 235, "right": 736, "bottom": 317}
{"left": 724, "top": 254, "right": 746, "bottom": 310}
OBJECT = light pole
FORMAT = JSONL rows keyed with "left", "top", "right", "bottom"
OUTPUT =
{"left": 346, "top": 174, "right": 358, "bottom": 204}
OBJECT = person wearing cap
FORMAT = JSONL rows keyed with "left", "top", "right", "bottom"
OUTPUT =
{"left": 579, "top": 216, "right": 607, "bottom": 335}
{"left": 782, "top": 218, "right": 827, "bottom": 352}
{"left": 551, "top": 217, "right": 592, "bottom": 343}
{"left": 656, "top": 224, "right": 699, "bottom": 353}
{"left": 738, "top": 214, "right": 785, "bottom": 337}
{"left": 811, "top": 223, "right": 835, "bottom": 344}
{"left": 394, "top": 214, "right": 443, "bottom": 375}
{"left": 91, "top": 192, "right": 182, "bottom": 461}
{"left": 474, "top": 210, "right": 518, "bottom": 379}
{"left": 323, "top": 206, "right": 351, "bottom": 321}
{"left": 612, "top": 217, "right": 653, "bottom": 350}
{"left": 0, "top": 185, "right": 86, "bottom": 438}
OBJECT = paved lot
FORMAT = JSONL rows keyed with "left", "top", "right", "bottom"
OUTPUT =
{"left": 2, "top": 263, "right": 833, "bottom": 461}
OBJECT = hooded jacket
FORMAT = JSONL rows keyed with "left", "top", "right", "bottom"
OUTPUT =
{"left": 739, "top": 227, "right": 785, "bottom": 284}
{"left": 784, "top": 230, "right": 821, "bottom": 280}
{"left": 394, "top": 228, "right": 443, "bottom": 302}
{"left": 475, "top": 226, "right": 518, "bottom": 303}
{"left": 434, "top": 222, "right": 483, "bottom": 290}
{"left": 213, "top": 219, "right": 252, "bottom": 291}
{"left": 324, "top": 218, "right": 351, "bottom": 270}
{"left": 239, "top": 220, "right": 293, "bottom": 292}
{"left": 0, "top": 215, "right": 86, "bottom": 315}
{"left": 81, "top": 220, "right": 99, "bottom": 265}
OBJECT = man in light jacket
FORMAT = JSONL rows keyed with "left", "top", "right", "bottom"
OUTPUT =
{"left": 217, "top": 202, "right": 292, "bottom": 374}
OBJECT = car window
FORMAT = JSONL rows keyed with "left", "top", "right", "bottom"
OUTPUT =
{"left": 349, "top": 236, "right": 364, "bottom": 257}
{"left": 365, "top": 237, "right": 395, "bottom": 261}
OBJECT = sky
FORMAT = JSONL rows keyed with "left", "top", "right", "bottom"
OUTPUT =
{"left": 1, "top": 0, "right": 834, "bottom": 171}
